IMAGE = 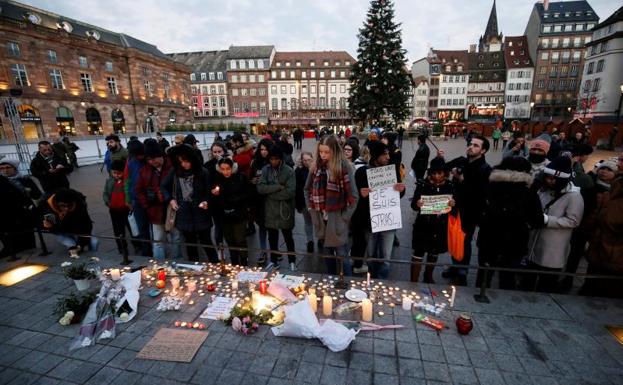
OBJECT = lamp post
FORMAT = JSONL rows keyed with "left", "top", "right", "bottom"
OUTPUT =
{"left": 607, "top": 83, "right": 623, "bottom": 150}
{"left": 530, "top": 101, "right": 535, "bottom": 121}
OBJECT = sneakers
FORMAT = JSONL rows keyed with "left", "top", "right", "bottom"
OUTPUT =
{"left": 257, "top": 252, "right": 267, "bottom": 266}
{"left": 289, "top": 262, "right": 297, "bottom": 271}
{"left": 306, "top": 241, "right": 314, "bottom": 253}
{"left": 353, "top": 265, "right": 369, "bottom": 274}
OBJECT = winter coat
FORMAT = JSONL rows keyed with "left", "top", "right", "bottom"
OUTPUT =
{"left": 135, "top": 160, "right": 173, "bottom": 225}
{"left": 587, "top": 177, "right": 623, "bottom": 273}
{"left": 411, "top": 179, "right": 455, "bottom": 255}
{"left": 305, "top": 161, "right": 359, "bottom": 247}
{"left": 104, "top": 146, "right": 128, "bottom": 173}
{"left": 527, "top": 183, "right": 584, "bottom": 269}
{"left": 211, "top": 170, "right": 250, "bottom": 223}
{"left": 452, "top": 156, "right": 492, "bottom": 233}
{"left": 233, "top": 142, "right": 254, "bottom": 178}
{"left": 477, "top": 169, "right": 544, "bottom": 259}
{"left": 124, "top": 156, "right": 144, "bottom": 205}
{"left": 161, "top": 168, "right": 212, "bottom": 232}
{"left": 257, "top": 163, "right": 296, "bottom": 230}
{"left": 295, "top": 166, "right": 310, "bottom": 212}
{"left": 30, "top": 152, "right": 71, "bottom": 193}
{"left": 411, "top": 143, "right": 430, "bottom": 175}
{"left": 42, "top": 192, "right": 93, "bottom": 236}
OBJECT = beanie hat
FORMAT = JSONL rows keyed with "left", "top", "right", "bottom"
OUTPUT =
{"left": 597, "top": 159, "right": 618, "bottom": 173}
{"left": 127, "top": 139, "right": 144, "bottom": 156}
{"left": 428, "top": 157, "right": 446, "bottom": 172}
{"left": 367, "top": 140, "right": 388, "bottom": 162}
{"left": 543, "top": 155, "right": 572, "bottom": 179}
{"left": 571, "top": 143, "right": 593, "bottom": 157}
{"left": 529, "top": 133, "right": 551, "bottom": 154}
{"left": 268, "top": 145, "right": 283, "bottom": 159}
{"left": 111, "top": 159, "right": 126, "bottom": 172}
{"left": 144, "top": 139, "right": 163, "bottom": 159}
{"left": 0, "top": 158, "right": 19, "bottom": 170}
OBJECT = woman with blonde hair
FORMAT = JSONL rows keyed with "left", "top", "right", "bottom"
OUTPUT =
{"left": 305, "top": 135, "right": 359, "bottom": 274}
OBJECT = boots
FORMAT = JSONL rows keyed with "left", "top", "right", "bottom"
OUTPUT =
{"left": 423, "top": 254, "right": 438, "bottom": 284}
{"left": 411, "top": 256, "right": 423, "bottom": 282}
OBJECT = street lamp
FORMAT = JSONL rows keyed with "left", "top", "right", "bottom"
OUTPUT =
{"left": 530, "top": 101, "right": 535, "bottom": 121}
{"left": 608, "top": 82, "right": 623, "bottom": 150}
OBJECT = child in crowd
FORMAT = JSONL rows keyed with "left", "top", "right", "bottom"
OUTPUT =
{"left": 103, "top": 159, "right": 132, "bottom": 265}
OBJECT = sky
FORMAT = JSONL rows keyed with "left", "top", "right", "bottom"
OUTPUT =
{"left": 20, "top": 0, "right": 621, "bottom": 63}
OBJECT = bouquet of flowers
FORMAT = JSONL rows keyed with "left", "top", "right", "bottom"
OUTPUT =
{"left": 225, "top": 306, "right": 272, "bottom": 335}
{"left": 61, "top": 257, "right": 100, "bottom": 280}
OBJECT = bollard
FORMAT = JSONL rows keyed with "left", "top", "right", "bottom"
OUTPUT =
{"left": 473, "top": 263, "right": 491, "bottom": 303}
{"left": 334, "top": 256, "right": 348, "bottom": 289}
{"left": 219, "top": 245, "right": 230, "bottom": 275}
{"left": 36, "top": 227, "right": 51, "bottom": 256}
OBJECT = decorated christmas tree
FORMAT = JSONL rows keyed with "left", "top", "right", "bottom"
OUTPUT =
{"left": 349, "top": 0, "right": 412, "bottom": 126}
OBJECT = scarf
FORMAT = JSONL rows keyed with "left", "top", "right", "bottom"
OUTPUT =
{"left": 309, "top": 162, "right": 354, "bottom": 212}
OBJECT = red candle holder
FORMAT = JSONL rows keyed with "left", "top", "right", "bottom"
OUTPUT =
{"left": 456, "top": 314, "right": 474, "bottom": 335}
{"left": 259, "top": 279, "right": 267, "bottom": 294}
{"left": 206, "top": 281, "right": 216, "bottom": 292}
{"left": 157, "top": 269, "right": 166, "bottom": 281}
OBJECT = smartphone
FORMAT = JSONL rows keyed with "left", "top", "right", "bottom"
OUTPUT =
{"left": 43, "top": 213, "right": 56, "bottom": 224}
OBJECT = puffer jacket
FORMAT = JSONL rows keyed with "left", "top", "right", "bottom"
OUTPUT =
{"left": 587, "top": 177, "right": 623, "bottom": 273}
{"left": 257, "top": 163, "right": 295, "bottom": 230}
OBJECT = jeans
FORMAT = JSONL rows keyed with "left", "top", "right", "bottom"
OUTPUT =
{"left": 323, "top": 244, "right": 352, "bottom": 276}
{"left": 268, "top": 228, "right": 295, "bottom": 264}
{"left": 183, "top": 228, "right": 219, "bottom": 263}
{"left": 367, "top": 230, "right": 396, "bottom": 279}
{"left": 222, "top": 219, "right": 248, "bottom": 266}
{"left": 56, "top": 234, "right": 99, "bottom": 252}
{"left": 211, "top": 214, "right": 224, "bottom": 246}
{"left": 451, "top": 231, "right": 474, "bottom": 280}
{"left": 351, "top": 226, "right": 369, "bottom": 269}
{"left": 131, "top": 201, "right": 151, "bottom": 256}
{"left": 301, "top": 209, "right": 314, "bottom": 243}
{"left": 109, "top": 208, "right": 130, "bottom": 255}
{"left": 151, "top": 223, "right": 182, "bottom": 261}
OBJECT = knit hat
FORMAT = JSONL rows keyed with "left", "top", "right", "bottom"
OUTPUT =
{"left": 0, "top": 158, "right": 19, "bottom": 170}
{"left": 529, "top": 133, "right": 551, "bottom": 154}
{"left": 428, "top": 157, "right": 446, "bottom": 172}
{"left": 367, "top": 140, "right": 388, "bottom": 162}
{"left": 144, "top": 139, "right": 163, "bottom": 159}
{"left": 571, "top": 143, "right": 593, "bottom": 157}
{"left": 111, "top": 159, "right": 126, "bottom": 172}
{"left": 597, "top": 159, "right": 618, "bottom": 173}
{"left": 268, "top": 145, "right": 283, "bottom": 159}
{"left": 543, "top": 155, "right": 572, "bottom": 179}
{"left": 127, "top": 139, "right": 144, "bottom": 156}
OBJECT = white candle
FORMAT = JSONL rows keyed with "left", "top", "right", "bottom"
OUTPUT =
{"left": 187, "top": 280, "right": 197, "bottom": 293}
{"left": 110, "top": 269, "right": 121, "bottom": 281}
{"left": 450, "top": 286, "right": 456, "bottom": 308}
{"left": 366, "top": 272, "right": 371, "bottom": 288}
{"left": 308, "top": 293, "right": 317, "bottom": 313}
{"left": 171, "top": 277, "right": 180, "bottom": 291}
{"left": 361, "top": 298, "right": 373, "bottom": 322}
{"left": 231, "top": 280, "right": 238, "bottom": 291}
{"left": 252, "top": 291, "right": 261, "bottom": 304}
{"left": 402, "top": 296, "right": 413, "bottom": 311}
{"left": 308, "top": 287, "right": 316, "bottom": 296}
{"left": 322, "top": 295, "right": 332, "bottom": 316}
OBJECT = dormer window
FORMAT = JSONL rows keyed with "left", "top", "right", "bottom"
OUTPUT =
{"left": 57, "top": 21, "right": 73, "bottom": 33}
{"left": 276, "top": 62, "right": 282, "bottom": 67}
{"left": 25, "top": 12, "right": 41, "bottom": 24}
{"left": 86, "top": 30, "right": 100, "bottom": 40}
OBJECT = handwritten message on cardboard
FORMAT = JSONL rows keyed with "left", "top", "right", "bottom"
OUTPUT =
{"left": 137, "top": 328, "right": 208, "bottom": 362}
{"left": 367, "top": 165, "right": 402, "bottom": 233}
{"left": 420, "top": 194, "right": 452, "bottom": 215}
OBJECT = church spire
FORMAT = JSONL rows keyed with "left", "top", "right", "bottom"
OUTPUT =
{"left": 484, "top": 0, "right": 499, "bottom": 41}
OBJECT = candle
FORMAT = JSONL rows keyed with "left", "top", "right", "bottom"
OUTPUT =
{"left": 187, "top": 280, "right": 197, "bottom": 293}
{"left": 308, "top": 293, "right": 317, "bottom": 312}
{"left": 206, "top": 281, "right": 216, "bottom": 292}
{"left": 450, "top": 286, "right": 456, "bottom": 308}
{"left": 322, "top": 294, "right": 332, "bottom": 316}
{"left": 252, "top": 291, "right": 261, "bottom": 304}
{"left": 361, "top": 299, "right": 373, "bottom": 322}
{"left": 259, "top": 279, "right": 267, "bottom": 294}
{"left": 157, "top": 269, "right": 166, "bottom": 281}
{"left": 366, "top": 272, "right": 371, "bottom": 288}
{"left": 171, "top": 277, "right": 180, "bottom": 293}
{"left": 308, "top": 287, "right": 316, "bottom": 296}
{"left": 402, "top": 296, "right": 413, "bottom": 311}
{"left": 110, "top": 269, "right": 121, "bottom": 281}
{"left": 231, "top": 280, "right": 238, "bottom": 291}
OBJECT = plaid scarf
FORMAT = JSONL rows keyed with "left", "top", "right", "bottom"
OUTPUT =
{"left": 309, "top": 163, "right": 355, "bottom": 212}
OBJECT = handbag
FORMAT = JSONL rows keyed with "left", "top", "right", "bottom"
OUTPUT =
{"left": 165, "top": 177, "right": 177, "bottom": 232}
{"left": 447, "top": 212, "right": 465, "bottom": 262}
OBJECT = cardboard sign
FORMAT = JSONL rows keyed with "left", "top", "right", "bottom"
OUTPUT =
{"left": 137, "top": 328, "right": 208, "bottom": 362}
{"left": 366, "top": 165, "right": 397, "bottom": 190}
{"left": 420, "top": 194, "right": 452, "bottom": 215}
{"left": 199, "top": 296, "right": 238, "bottom": 320}
{"left": 272, "top": 274, "right": 305, "bottom": 289}
{"left": 236, "top": 271, "right": 267, "bottom": 283}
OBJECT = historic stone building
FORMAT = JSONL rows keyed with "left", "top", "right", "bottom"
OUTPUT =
{"left": 0, "top": 0, "right": 191, "bottom": 140}
{"left": 268, "top": 51, "right": 354, "bottom": 130}
{"left": 434, "top": 50, "right": 469, "bottom": 121}
{"left": 524, "top": 0, "right": 599, "bottom": 120}
{"left": 503, "top": 36, "right": 534, "bottom": 120}
{"left": 411, "top": 51, "right": 442, "bottom": 121}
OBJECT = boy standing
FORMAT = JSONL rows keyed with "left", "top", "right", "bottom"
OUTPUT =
{"left": 103, "top": 159, "right": 132, "bottom": 265}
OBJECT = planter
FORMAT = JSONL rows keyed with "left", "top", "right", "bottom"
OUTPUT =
{"left": 73, "top": 279, "right": 90, "bottom": 291}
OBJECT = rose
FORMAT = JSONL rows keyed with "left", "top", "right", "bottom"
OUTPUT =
{"left": 242, "top": 316, "right": 251, "bottom": 324}
{"left": 231, "top": 317, "right": 242, "bottom": 332}
{"left": 119, "top": 312, "right": 129, "bottom": 322}
{"left": 252, "top": 322, "right": 259, "bottom": 329}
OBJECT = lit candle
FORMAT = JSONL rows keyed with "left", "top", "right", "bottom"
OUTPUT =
{"left": 450, "top": 286, "right": 456, "bottom": 308}
{"left": 110, "top": 269, "right": 121, "bottom": 281}
{"left": 308, "top": 293, "right": 317, "bottom": 312}
{"left": 252, "top": 291, "right": 261, "bottom": 304}
{"left": 366, "top": 272, "right": 371, "bottom": 288}
{"left": 171, "top": 277, "right": 180, "bottom": 293}
{"left": 259, "top": 280, "right": 267, "bottom": 294}
{"left": 206, "top": 281, "right": 216, "bottom": 292}
{"left": 402, "top": 296, "right": 413, "bottom": 311}
{"left": 308, "top": 287, "right": 316, "bottom": 296}
{"left": 361, "top": 298, "right": 373, "bottom": 322}
{"left": 187, "top": 280, "right": 197, "bottom": 293}
{"left": 322, "top": 294, "right": 333, "bottom": 316}
{"left": 157, "top": 269, "right": 166, "bottom": 281}
{"left": 231, "top": 280, "right": 238, "bottom": 291}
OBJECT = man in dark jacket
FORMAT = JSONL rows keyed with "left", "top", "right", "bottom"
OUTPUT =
{"left": 444, "top": 135, "right": 492, "bottom": 286}
{"left": 30, "top": 140, "right": 72, "bottom": 194}
{"left": 156, "top": 132, "right": 170, "bottom": 153}
{"left": 103, "top": 134, "right": 128, "bottom": 174}
{"left": 411, "top": 135, "right": 430, "bottom": 180}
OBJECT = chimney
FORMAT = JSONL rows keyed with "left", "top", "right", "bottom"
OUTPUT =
{"left": 469, "top": 44, "right": 477, "bottom": 53}
{"left": 544, "top": 0, "right": 549, "bottom": 11}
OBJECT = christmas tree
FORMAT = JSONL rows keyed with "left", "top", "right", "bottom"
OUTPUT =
{"left": 349, "top": 0, "right": 412, "bottom": 126}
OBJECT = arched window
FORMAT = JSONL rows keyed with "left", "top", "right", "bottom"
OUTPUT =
{"left": 56, "top": 106, "right": 75, "bottom": 135}
{"left": 86, "top": 107, "right": 102, "bottom": 135}
{"left": 112, "top": 108, "right": 125, "bottom": 134}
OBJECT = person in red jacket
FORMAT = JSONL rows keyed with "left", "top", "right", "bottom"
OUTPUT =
{"left": 231, "top": 133, "right": 254, "bottom": 178}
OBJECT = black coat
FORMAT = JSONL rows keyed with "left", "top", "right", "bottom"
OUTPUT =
{"left": 161, "top": 168, "right": 212, "bottom": 232}
{"left": 476, "top": 169, "right": 544, "bottom": 258}
{"left": 0, "top": 176, "right": 37, "bottom": 253}
{"left": 411, "top": 143, "right": 430, "bottom": 174}
{"left": 211, "top": 172, "right": 250, "bottom": 222}
{"left": 30, "top": 152, "right": 72, "bottom": 193}
{"left": 42, "top": 191, "right": 93, "bottom": 236}
{"left": 295, "top": 166, "right": 309, "bottom": 211}
{"left": 411, "top": 179, "right": 455, "bottom": 255}
{"left": 451, "top": 156, "right": 491, "bottom": 233}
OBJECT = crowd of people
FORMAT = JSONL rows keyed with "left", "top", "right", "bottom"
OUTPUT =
{"left": 0, "top": 127, "right": 621, "bottom": 297}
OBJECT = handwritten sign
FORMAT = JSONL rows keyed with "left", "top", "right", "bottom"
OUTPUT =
{"left": 420, "top": 194, "right": 452, "bottom": 215}
{"left": 366, "top": 165, "right": 397, "bottom": 190}
{"left": 137, "top": 328, "right": 208, "bottom": 362}
{"left": 236, "top": 271, "right": 267, "bottom": 283}
{"left": 272, "top": 274, "right": 305, "bottom": 289}
{"left": 199, "top": 296, "right": 238, "bottom": 320}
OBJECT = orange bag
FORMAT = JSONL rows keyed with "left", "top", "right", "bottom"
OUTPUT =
{"left": 447, "top": 213, "right": 465, "bottom": 262}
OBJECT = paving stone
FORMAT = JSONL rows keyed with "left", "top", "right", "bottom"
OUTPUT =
{"left": 475, "top": 368, "right": 506, "bottom": 385}
{"left": 320, "top": 366, "right": 346, "bottom": 385}
{"left": 486, "top": 337, "right": 515, "bottom": 355}
{"left": 346, "top": 369, "right": 372, "bottom": 385}
{"left": 468, "top": 349, "right": 498, "bottom": 369}
{"left": 295, "top": 361, "right": 323, "bottom": 383}
{"left": 374, "top": 354, "right": 398, "bottom": 375}
{"left": 6, "top": 372, "right": 42, "bottom": 385}
{"left": 518, "top": 356, "right": 551, "bottom": 376}
{"left": 87, "top": 367, "right": 121, "bottom": 385}
{"left": 349, "top": 352, "right": 374, "bottom": 371}
{"left": 217, "top": 368, "right": 245, "bottom": 385}
{"left": 126, "top": 358, "right": 155, "bottom": 374}
{"left": 272, "top": 357, "right": 299, "bottom": 379}
{"left": 190, "top": 365, "right": 222, "bottom": 385}
{"left": 448, "top": 364, "right": 478, "bottom": 385}
{"left": 462, "top": 335, "right": 489, "bottom": 351}
{"left": 166, "top": 362, "right": 201, "bottom": 383}
{"left": 492, "top": 353, "right": 524, "bottom": 373}
{"left": 397, "top": 341, "right": 420, "bottom": 359}
{"left": 374, "top": 339, "right": 396, "bottom": 356}
{"left": 351, "top": 337, "right": 374, "bottom": 353}
{"left": 502, "top": 371, "right": 535, "bottom": 385}
{"left": 249, "top": 355, "right": 278, "bottom": 376}
{"left": 106, "top": 349, "right": 136, "bottom": 370}
{"left": 398, "top": 357, "right": 425, "bottom": 378}
{"left": 206, "top": 348, "right": 233, "bottom": 368}
{"left": 30, "top": 377, "right": 60, "bottom": 385}
{"left": 444, "top": 347, "right": 470, "bottom": 366}
{"left": 0, "top": 345, "right": 31, "bottom": 366}
{"left": 422, "top": 361, "right": 451, "bottom": 383}
{"left": 420, "top": 344, "right": 446, "bottom": 363}
{"left": 302, "top": 345, "right": 327, "bottom": 363}
{"left": 325, "top": 350, "right": 349, "bottom": 368}
{"left": 236, "top": 336, "right": 262, "bottom": 353}
{"left": 398, "top": 376, "right": 427, "bottom": 384}
{"left": 259, "top": 340, "right": 282, "bottom": 356}
{"left": 88, "top": 346, "right": 122, "bottom": 365}
{"left": 417, "top": 330, "right": 442, "bottom": 346}
{"left": 67, "top": 361, "right": 102, "bottom": 384}
{"left": 48, "top": 358, "right": 82, "bottom": 380}
{"left": 225, "top": 352, "right": 254, "bottom": 372}
{"left": 279, "top": 342, "right": 304, "bottom": 358}
{"left": 0, "top": 367, "right": 22, "bottom": 384}
{"left": 242, "top": 372, "right": 269, "bottom": 385}
{"left": 373, "top": 373, "right": 400, "bottom": 385}
{"left": 529, "top": 375, "right": 560, "bottom": 385}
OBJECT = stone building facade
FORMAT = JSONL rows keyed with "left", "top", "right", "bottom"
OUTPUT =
{"left": 504, "top": 36, "right": 534, "bottom": 120}
{"left": 0, "top": 0, "right": 191, "bottom": 141}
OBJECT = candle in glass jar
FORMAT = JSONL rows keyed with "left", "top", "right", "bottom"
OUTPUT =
{"left": 157, "top": 269, "right": 166, "bottom": 281}
{"left": 110, "top": 268, "right": 121, "bottom": 281}
{"left": 206, "top": 281, "right": 216, "bottom": 291}
{"left": 187, "top": 280, "right": 197, "bottom": 293}
{"left": 402, "top": 296, "right": 413, "bottom": 311}
{"left": 450, "top": 286, "right": 456, "bottom": 307}
{"left": 231, "top": 279, "right": 238, "bottom": 291}
{"left": 322, "top": 294, "right": 332, "bottom": 316}
{"left": 259, "top": 279, "right": 267, "bottom": 294}
{"left": 308, "top": 287, "right": 316, "bottom": 296}
{"left": 361, "top": 298, "right": 373, "bottom": 322}
{"left": 171, "top": 277, "right": 180, "bottom": 292}
{"left": 308, "top": 293, "right": 317, "bottom": 313}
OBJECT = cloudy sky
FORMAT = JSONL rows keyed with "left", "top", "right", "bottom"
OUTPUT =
{"left": 21, "top": 0, "right": 621, "bottom": 62}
